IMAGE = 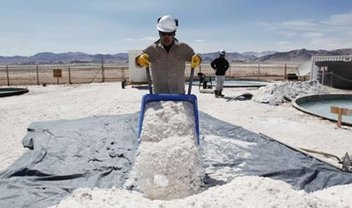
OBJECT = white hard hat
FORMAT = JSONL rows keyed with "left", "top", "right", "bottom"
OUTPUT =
{"left": 220, "top": 49, "right": 226, "bottom": 55}
{"left": 156, "top": 15, "right": 178, "bottom": 32}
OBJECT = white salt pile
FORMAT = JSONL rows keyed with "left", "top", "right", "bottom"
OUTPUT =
{"left": 52, "top": 176, "right": 338, "bottom": 208}
{"left": 253, "top": 80, "right": 329, "bottom": 105}
{"left": 128, "top": 101, "right": 204, "bottom": 200}
{"left": 140, "top": 101, "right": 196, "bottom": 142}
{"left": 132, "top": 136, "right": 203, "bottom": 200}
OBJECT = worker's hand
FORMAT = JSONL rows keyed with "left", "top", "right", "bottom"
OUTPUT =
{"left": 136, "top": 53, "right": 150, "bottom": 68}
{"left": 191, "top": 54, "right": 202, "bottom": 68}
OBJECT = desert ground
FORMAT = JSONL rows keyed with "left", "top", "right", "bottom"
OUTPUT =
{"left": 1, "top": 63, "right": 352, "bottom": 207}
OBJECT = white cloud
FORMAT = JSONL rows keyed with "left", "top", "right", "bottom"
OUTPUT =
{"left": 278, "top": 31, "right": 297, "bottom": 37}
{"left": 322, "top": 13, "right": 352, "bottom": 26}
{"left": 309, "top": 38, "right": 343, "bottom": 49}
{"left": 277, "top": 41, "right": 291, "bottom": 46}
{"left": 264, "top": 12, "right": 352, "bottom": 33}
{"left": 274, "top": 41, "right": 302, "bottom": 51}
{"left": 281, "top": 20, "right": 317, "bottom": 31}
{"left": 303, "top": 32, "right": 323, "bottom": 38}
{"left": 124, "top": 36, "right": 157, "bottom": 42}
{"left": 141, "top": 37, "right": 158, "bottom": 41}
{"left": 257, "top": 12, "right": 352, "bottom": 51}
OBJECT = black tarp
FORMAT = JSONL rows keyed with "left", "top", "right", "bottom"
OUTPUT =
{"left": 0, "top": 112, "right": 351, "bottom": 208}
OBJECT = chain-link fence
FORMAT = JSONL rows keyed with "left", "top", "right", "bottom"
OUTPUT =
{"left": 0, "top": 62, "right": 302, "bottom": 86}
{"left": 198, "top": 63, "right": 303, "bottom": 81}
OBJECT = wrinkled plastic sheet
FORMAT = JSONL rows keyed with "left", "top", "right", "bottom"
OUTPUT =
{"left": 0, "top": 112, "right": 351, "bottom": 208}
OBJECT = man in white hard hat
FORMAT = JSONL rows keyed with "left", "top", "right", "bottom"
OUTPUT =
{"left": 135, "top": 15, "right": 201, "bottom": 94}
{"left": 211, "top": 49, "right": 229, "bottom": 97}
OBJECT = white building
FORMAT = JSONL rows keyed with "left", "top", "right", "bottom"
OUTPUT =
{"left": 310, "top": 55, "right": 352, "bottom": 89}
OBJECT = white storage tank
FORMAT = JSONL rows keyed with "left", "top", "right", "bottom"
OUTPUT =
{"left": 128, "top": 50, "right": 148, "bottom": 84}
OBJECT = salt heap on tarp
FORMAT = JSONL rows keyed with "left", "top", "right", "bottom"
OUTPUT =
{"left": 128, "top": 101, "right": 204, "bottom": 200}
{"left": 253, "top": 80, "right": 329, "bottom": 105}
{"left": 52, "top": 176, "right": 338, "bottom": 208}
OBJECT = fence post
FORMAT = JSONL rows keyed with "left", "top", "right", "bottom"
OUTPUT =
{"left": 322, "top": 66, "right": 326, "bottom": 85}
{"left": 257, "top": 64, "right": 260, "bottom": 80}
{"left": 36, "top": 65, "right": 40, "bottom": 85}
{"left": 6, "top": 65, "right": 10, "bottom": 86}
{"left": 68, "top": 65, "right": 72, "bottom": 84}
{"left": 101, "top": 56, "right": 105, "bottom": 82}
{"left": 121, "top": 67, "right": 125, "bottom": 81}
{"left": 284, "top": 64, "right": 287, "bottom": 80}
{"left": 228, "top": 64, "right": 232, "bottom": 77}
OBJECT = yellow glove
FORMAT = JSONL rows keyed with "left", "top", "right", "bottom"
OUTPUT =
{"left": 191, "top": 54, "right": 201, "bottom": 68}
{"left": 136, "top": 53, "right": 150, "bottom": 67}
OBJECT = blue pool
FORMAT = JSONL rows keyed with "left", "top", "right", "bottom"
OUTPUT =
{"left": 293, "top": 94, "right": 352, "bottom": 125}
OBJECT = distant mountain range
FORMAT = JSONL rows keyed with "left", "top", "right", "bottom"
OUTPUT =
{"left": 256, "top": 48, "right": 352, "bottom": 62}
{"left": 0, "top": 48, "right": 351, "bottom": 65}
{"left": 0, "top": 52, "right": 129, "bottom": 65}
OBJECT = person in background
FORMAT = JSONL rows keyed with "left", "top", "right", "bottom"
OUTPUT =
{"left": 135, "top": 15, "right": 201, "bottom": 94}
{"left": 211, "top": 49, "right": 229, "bottom": 97}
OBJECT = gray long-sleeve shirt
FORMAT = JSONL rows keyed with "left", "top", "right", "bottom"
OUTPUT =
{"left": 143, "top": 39, "right": 195, "bottom": 94}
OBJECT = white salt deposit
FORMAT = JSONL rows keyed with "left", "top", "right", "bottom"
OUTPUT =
{"left": 132, "top": 136, "right": 203, "bottom": 200}
{"left": 200, "top": 135, "right": 256, "bottom": 182}
{"left": 253, "top": 80, "right": 329, "bottom": 105}
{"left": 52, "top": 176, "right": 338, "bottom": 208}
{"left": 141, "top": 101, "right": 196, "bottom": 142}
{"left": 129, "top": 101, "right": 203, "bottom": 200}
{"left": 312, "top": 184, "right": 352, "bottom": 206}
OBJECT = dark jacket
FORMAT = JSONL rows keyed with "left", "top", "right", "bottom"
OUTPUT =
{"left": 211, "top": 57, "right": 229, "bottom": 76}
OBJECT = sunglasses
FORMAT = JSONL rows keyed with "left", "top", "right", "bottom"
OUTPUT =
{"left": 159, "top": 31, "right": 175, "bottom": 37}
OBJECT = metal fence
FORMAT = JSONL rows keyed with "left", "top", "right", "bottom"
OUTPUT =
{"left": 0, "top": 62, "right": 302, "bottom": 86}
{"left": 0, "top": 64, "right": 129, "bottom": 86}
{"left": 199, "top": 63, "right": 302, "bottom": 81}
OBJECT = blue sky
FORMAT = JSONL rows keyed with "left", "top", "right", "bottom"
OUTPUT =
{"left": 1, "top": 0, "right": 352, "bottom": 56}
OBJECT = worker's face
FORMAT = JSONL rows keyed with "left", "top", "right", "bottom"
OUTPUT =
{"left": 159, "top": 31, "right": 175, "bottom": 46}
